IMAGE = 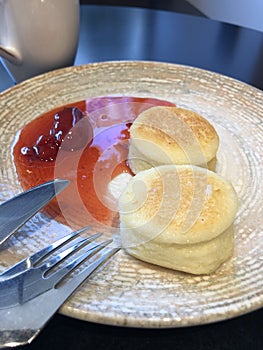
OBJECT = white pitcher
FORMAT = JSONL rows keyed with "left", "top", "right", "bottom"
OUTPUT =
{"left": 0, "top": 0, "right": 79, "bottom": 83}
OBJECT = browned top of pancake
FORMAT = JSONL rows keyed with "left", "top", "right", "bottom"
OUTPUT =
{"left": 129, "top": 106, "right": 219, "bottom": 164}
{"left": 119, "top": 165, "right": 238, "bottom": 245}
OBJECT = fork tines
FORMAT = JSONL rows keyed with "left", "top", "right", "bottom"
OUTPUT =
{"left": 0, "top": 229, "right": 119, "bottom": 348}
{"left": 0, "top": 227, "right": 119, "bottom": 308}
{"left": 0, "top": 226, "right": 98, "bottom": 278}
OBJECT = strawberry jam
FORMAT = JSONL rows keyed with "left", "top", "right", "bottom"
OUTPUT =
{"left": 13, "top": 96, "right": 175, "bottom": 230}
{"left": 21, "top": 107, "right": 90, "bottom": 162}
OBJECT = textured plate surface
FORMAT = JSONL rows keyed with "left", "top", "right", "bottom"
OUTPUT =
{"left": 0, "top": 61, "right": 262, "bottom": 328}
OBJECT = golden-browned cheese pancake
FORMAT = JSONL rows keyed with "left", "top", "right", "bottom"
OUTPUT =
{"left": 119, "top": 165, "right": 238, "bottom": 275}
{"left": 128, "top": 106, "right": 219, "bottom": 174}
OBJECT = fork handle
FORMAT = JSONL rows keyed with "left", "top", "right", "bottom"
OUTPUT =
{"left": 0, "top": 329, "right": 39, "bottom": 348}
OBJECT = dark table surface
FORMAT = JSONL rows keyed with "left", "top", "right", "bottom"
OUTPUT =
{"left": 1, "top": 4, "right": 263, "bottom": 350}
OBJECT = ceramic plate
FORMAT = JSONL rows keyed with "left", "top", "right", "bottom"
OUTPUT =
{"left": 0, "top": 61, "right": 262, "bottom": 328}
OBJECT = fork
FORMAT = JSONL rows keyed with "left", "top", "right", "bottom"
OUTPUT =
{"left": 0, "top": 226, "right": 93, "bottom": 279}
{"left": 0, "top": 226, "right": 106, "bottom": 306}
{"left": 0, "top": 228, "right": 119, "bottom": 348}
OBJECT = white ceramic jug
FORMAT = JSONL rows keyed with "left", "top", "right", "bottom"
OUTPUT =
{"left": 0, "top": 0, "right": 79, "bottom": 83}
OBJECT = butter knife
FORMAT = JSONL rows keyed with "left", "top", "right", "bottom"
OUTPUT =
{"left": 0, "top": 179, "right": 69, "bottom": 245}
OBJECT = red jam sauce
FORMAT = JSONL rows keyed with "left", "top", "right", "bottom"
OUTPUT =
{"left": 13, "top": 96, "right": 175, "bottom": 230}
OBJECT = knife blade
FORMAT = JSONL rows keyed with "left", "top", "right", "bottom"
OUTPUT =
{"left": 0, "top": 179, "right": 69, "bottom": 245}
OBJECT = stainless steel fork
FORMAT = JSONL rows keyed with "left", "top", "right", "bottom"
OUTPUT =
{"left": 0, "top": 229, "right": 119, "bottom": 348}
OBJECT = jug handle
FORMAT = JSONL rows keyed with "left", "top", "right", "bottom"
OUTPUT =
{"left": 0, "top": 45, "right": 22, "bottom": 65}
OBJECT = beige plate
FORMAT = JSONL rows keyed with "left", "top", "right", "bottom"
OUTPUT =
{"left": 0, "top": 61, "right": 262, "bottom": 328}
